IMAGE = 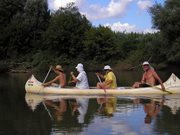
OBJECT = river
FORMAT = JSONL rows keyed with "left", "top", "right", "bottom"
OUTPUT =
{"left": 0, "top": 69, "right": 180, "bottom": 135}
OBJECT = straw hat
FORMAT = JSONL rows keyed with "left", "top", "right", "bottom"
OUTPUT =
{"left": 55, "top": 65, "right": 64, "bottom": 71}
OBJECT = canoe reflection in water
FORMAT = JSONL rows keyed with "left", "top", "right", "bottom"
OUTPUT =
{"left": 25, "top": 93, "right": 89, "bottom": 124}
{"left": 97, "top": 97, "right": 117, "bottom": 117}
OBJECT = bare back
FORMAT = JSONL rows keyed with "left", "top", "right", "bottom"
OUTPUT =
{"left": 56, "top": 72, "right": 66, "bottom": 88}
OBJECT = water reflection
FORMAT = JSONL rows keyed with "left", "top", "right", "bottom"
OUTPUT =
{"left": 25, "top": 93, "right": 180, "bottom": 135}
{"left": 133, "top": 98, "right": 164, "bottom": 124}
{"left": 25, "top": 94, "right": 89, "bottom": 124}
{"left": 69, "top": 98, "right": 89, "bottom": 123}
{"left": 97, "top": 97, "right": 117, "bottom": 117}
{"left": 45, "top": 99, "right": 67, "bottom": 121}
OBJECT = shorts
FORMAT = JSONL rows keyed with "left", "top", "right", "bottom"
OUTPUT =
{"left": 139, "top": 83, "right": 150, "bottom": 87}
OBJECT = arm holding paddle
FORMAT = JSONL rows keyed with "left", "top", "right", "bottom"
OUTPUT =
{"left": 42, "top": 65, "right": 58, "bottom": 86}
{"left": 69, "top": 72, "right": 78, "bottom": 83}
{"left": 96, "top": 72, "right": 106, "bottom": 89}
{"left": 96, "top": 72, "right": 105, "bottom": 80}
{"left": 96, "top": 72, "right": 111, "bottom": 91}
{"left": 42, "top": 76, "right": 59, "bottom": 86}
{"left": 151, "top": 71, "right": 165, "bottom": 91}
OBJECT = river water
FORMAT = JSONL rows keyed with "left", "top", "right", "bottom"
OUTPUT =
{"left": 0, "top": 70, "right": 180, "bottom": 135}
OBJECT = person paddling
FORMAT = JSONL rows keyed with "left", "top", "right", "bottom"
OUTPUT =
{"left": 132, "top": 61, "right": 165, "bottom": 91}
{"left": 70, "top": 63, "right": 89, "bottom": 89}
{"left": 42, "top": 65, "right": 66, "bottom": 88}
{"left": 96, "top": 65, "right": 117, "bottom": 89}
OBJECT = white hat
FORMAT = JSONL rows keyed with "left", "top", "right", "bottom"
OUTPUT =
{"left": 104, "top": 65, "right": 112, "bottom": 70}
{"left": 76, "top": 63, "right": 83, "bottom": 69}
{"left": 142, "top": 61, "right": 150, "bottom": 65}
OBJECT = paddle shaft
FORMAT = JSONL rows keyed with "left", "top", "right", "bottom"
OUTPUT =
{"left": 41, "top": 66, "right": 54, "bottom": 120}
{"left": 96, "top": 74, "right": 106, "bottom": 93}
{"left": 42, "top": 66, "right": 52, "bottom": 84}
{"left": 145, "top": 83, "right": 172, "bottom": 94}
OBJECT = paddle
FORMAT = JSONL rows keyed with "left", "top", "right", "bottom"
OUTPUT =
{"left": 145, "top": 83, "right": 173, "bottom": 94}
{"left": 41, "top": 66, "right": 54, "bottom": 120}
{"left": 128, "top": 57, "right": 152, "bottom": 70}
{"left": 42, "top": 66, "right": 52, "bottom": 85}
{"left": 96, "top": 74, "right": 106, "bottom": 93}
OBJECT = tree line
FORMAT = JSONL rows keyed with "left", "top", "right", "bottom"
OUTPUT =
{"left": 0, "top": 0, "right": 179, "bottom": 71}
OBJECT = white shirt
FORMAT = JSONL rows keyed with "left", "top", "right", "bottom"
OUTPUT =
{"left": 76, "top": 71, "right": 89, "bottom": 89}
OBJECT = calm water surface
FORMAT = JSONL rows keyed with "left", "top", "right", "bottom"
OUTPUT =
{"left": 0, "top": 70, "right": 180, "bottom": 135}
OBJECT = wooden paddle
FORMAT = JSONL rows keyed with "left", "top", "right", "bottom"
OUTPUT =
{"left": 41, "top": 66, "right": 54, "bottom": 120}
{"left": 96, "top": 74, "right": 106, "bottom": 93}
{"left": 42, "top": 66, "right": 52, "bottom": 85}
{"left": 145, "top": 83, "right": 173, "bottom": 94}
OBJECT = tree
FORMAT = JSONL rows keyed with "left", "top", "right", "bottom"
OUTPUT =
{"left": 83, "top": 26, "right": 118, "bottom": 62}
{"left": 150, "top": 0, "right": 180, "bottom": 64}
{"left": 0, "top": 0, "right": 26, "bottom": 59}
{"left": 42, "top": 3, "right": 91, "bottom": 60}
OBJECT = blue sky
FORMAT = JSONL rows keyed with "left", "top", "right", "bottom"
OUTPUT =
{"left": 48, "top": 0, "right": 165, "bottom": 33}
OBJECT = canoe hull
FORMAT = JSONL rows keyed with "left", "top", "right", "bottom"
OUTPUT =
{"left": 25, "top": 73, "right": 180, "bottom": 95}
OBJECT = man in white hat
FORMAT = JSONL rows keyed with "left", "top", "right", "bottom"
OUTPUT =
{"left": 96, "top": 65, "right": 117, "bottom": 89}
{"left": 43, "top": 65, "right": 66, "bottom": 88}
{"left": 70, "top": 63, "right": 89, "bottom": 89}
{"left": 132, "top": 61, "right": 165, "bottom": 90}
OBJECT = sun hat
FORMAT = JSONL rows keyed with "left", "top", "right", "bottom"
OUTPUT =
{"left": 142, "top": 61, "right": 150, "bottom": 66}
{"left": 55, "top": 65, "right": 64, "bottom": 71}
{"left": 104, "top": 65, "right": 112, "bottom": 70}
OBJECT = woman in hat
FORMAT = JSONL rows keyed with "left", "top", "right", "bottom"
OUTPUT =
{"left": 43, "top": 65, "right": 66, "bottom": 88}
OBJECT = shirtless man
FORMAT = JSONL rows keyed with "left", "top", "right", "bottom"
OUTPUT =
{"left": 43, "top": 65, "right": 66, "bottom": 88}
{"left": 132, "top": 61, "right": 165, "bottom": 91}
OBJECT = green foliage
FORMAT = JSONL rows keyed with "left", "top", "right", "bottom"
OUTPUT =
{"left": 84, "top": 26, "right": 118, "bottom": 62}
{"left": 42, "top": 3, "right": 91, "bottom": 59}
{"left": 0, "top": 0, "right": 179, "bottom": 71}
{"left": 0, "top": 63, "right": 9, "bottom": 72}
{"left": 0, "top": 0, "right": 50, "bottom": 59}
{"left": 150, "top": 0, "right": 180, "bottom": 64}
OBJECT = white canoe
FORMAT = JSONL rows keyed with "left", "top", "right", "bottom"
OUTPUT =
{"left": 25, "top": 73, "right": 180, "bottom": 95}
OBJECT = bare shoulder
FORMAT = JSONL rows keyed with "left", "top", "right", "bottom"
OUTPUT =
{"left": 149, "top": 69, "right": 156, "bottom": 74}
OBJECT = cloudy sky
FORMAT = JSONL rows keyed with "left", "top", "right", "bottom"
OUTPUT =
{"left": 48, "top": 0, "right": 165, "bottom": 33}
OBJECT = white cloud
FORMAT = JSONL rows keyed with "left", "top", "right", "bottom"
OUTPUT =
{"left": 104, "top": 22, "right": 137, "bottom": 33}
{"left": 137, "top": 0, "right": 152, "bottom": 10}
{"left": 82, "top": 0, "right": 133, "bottom": 20}
{"left": 48, "top": 0, "right": 84, "bottom": 10}
{"left": 104, "top": 21, "right": 159, "bottom": 33}
{"left": 143, "top": 28, "right": 159, "bottom": 33}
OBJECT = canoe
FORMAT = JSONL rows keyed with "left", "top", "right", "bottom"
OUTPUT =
{"left": 25, "top": 73, "right": 180, "bottom": 95}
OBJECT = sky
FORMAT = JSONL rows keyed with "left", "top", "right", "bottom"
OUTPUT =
{"left": 48, "top": 0, "right": 165, "bottom": 33}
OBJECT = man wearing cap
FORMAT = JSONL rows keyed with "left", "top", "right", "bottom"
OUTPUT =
{"left": 96, "top": 65, "right": 117, "bottom": 89}
{"left": 132, "top": 61, "right": 165, "bottom": 90}
{"left": 42, "top": 65, "right": 66, "bottom": 88}
{"left": 70, "top": 63, "right": 89, "bottom": 89}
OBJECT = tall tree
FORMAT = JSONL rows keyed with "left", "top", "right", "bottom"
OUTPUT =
{"left": 83, "top": 26, "right": 118, "bottom": 62}
{"left": 42, "top": 3, "right": 91, "bottom": 60}
{"left": 0, "top": 0, "right": 50, "bottom": 60}
{"left": 150, "top": 0, "right": 180, "bottom": 63}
